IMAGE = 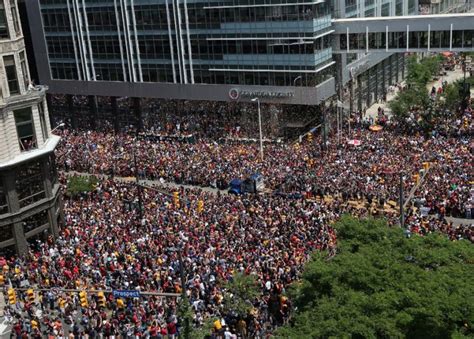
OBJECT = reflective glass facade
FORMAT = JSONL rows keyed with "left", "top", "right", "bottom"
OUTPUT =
{"left": 40, "top": 0, "right": 334, "bottom": 87}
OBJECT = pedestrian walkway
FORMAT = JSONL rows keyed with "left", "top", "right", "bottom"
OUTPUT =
{"left": 0, "top": 320, "right": 11, "bottom": 338}
{"left": 364, "top": 67, "right": 466, "bottom": 121}
{"left": 445, "top": 216, "right": 474, "bottom": 227}
{"left": 0, "top": 293, "right": 4, "bottom": 317}
{"left": 62, "top": 171, "right": 226, "bottom": 195}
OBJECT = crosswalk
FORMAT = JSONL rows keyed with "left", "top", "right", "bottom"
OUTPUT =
{"left": 0, "top": 319, "right": 11, "bottom": 338}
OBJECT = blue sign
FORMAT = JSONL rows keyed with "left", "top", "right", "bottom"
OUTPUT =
{"left": 112, "top": 290, "right": 141, "bottom": 298}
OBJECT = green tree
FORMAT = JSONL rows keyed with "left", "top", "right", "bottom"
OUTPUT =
{"left": 443, "top": 83, "right": 461, "bottom": 112}
{"left": 406, "top": 56, "right": 431, "bottom": 86}
{"left": 223, "top": 272, "right": 260, "bottom": 318}
{"left": 66, "top": 175, "right": 98, "bottom": 197}
{"left": 177, "top": 295, "right": 216, "bottom": 339}
{"left": 389, "top": 84, "right": 429, "bottom": 121}
{"left": 390, "top": 55, "right": 444, "bottom": 126}
{"left": 277, "top": 216, "right": 474, "bottom": 339}
{"left": 421, "top": 54, "right": 444, "bottom": 78}
{"left": 177, "top": 295, "right": 193, "bottom": 339}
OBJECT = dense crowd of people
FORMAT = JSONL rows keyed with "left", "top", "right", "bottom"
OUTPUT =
{"left": 3, "top": 178, "right": 338, "bottom": 337}
{"left": 55, "top": 115, "right": 472, "bottom": 221}
{"left": 2, "top": 83, "right": 472, "bottom": 337}
{"left": 49, "top": 96, "right": 324, "bottom": 140}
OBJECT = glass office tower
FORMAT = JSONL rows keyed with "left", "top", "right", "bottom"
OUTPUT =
{"left": 39, "top": 0, "right": 335, "bottom": 88}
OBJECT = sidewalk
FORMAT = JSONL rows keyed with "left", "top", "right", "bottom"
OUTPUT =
{"left": 62, "top": 171, "right": 226, "bottom": 195}
{"left": 364, "top": 67, "right": 466, "bottom": 121}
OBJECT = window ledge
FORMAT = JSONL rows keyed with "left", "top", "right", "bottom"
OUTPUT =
{"left": 0, "top": 135, "right": 60, "bottom": 170}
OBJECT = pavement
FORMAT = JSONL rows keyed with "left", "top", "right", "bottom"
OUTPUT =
{"left": 445, "top": 216, "right": 474, "bottom": 227}
{"left": 62, "top": 171, "right": 227, "bottom": 195}
{"left": 0, "top": 320, "right": 10, "bottom": 338}
{"left": 364, "top": 67, "right": 468, "bottom": 121}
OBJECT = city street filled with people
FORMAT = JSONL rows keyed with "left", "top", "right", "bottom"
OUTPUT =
{"left": 1, "top": 92, "right": 472, "bottom": 338}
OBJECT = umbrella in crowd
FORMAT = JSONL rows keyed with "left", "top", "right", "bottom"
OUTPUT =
{"left": 369, "top": 124, "right": 383, "bottom": 132}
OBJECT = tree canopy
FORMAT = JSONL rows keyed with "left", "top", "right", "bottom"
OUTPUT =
{"left": 389, "top": 55, "right": 442, "bottom": 121}
{"left": 277, "top": 216, "right": 474, "bottom": 339}
{"left": 223, "top": 272, "right": 260, "bottom": 317}
{"left": 66, "top": 175, "right": 98, "bottom": 197}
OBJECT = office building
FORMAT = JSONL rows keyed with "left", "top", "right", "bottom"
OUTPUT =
{"left": 0, "top": 0, "right": 61, "bottom": 255}
{"left": 333, "top": 0, "right": 418, "bottom": 114}
{"left": 22, "top": 0, "right": 471, "bottom": 131}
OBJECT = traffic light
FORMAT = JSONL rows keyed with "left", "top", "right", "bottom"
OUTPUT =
{"left": 173, "top": 192, "right": 180, "bottom": 208}
{"left": 7, "top": 288, "right": 16, "bottom": 305}
{"left": 79, "top": 291, "right": 88, "bottom": 307}
{"left": 413, "top": 173, "right": 420, "bottom": 185}
{"left": 117, "top": 298, "right": 125, "bottom": 309}
{"left": 197, "top": 200, "right": 204, "bottom": 213}
{"left": 26, "top": 289, "right": 35, "bottom": 303}
{"left": 97, "top": 291, "right": 106, "bottom": 308}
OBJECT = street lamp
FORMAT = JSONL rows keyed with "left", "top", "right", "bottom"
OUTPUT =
{"left": 251, "top": 97, "right": 264, "bottom": 162}
{"left": 50, "top": 122, "right": 65, "bottom": 134}
{"left": 168, "top": 246, "right": 186, "bottom": 296}
{"left": 133, "top": 137, "right": 144, "bottom": 221}
{"left": 293, "top": 75, "right": 302, "bottom": 86}
{"left": 168, "top": 246, "right": 190, "bottom": 339}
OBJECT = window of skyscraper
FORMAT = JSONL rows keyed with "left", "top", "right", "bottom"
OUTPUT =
{"left": 15, "top": 161, "right": 45, "bottom": 208}
{"left": 10, "top": 0, "right": 21, "bottom": 36}
{"left": 345, "top": 0, "right": 357, "bottom": 14}
{"left": 0, "top": 3, "right": 9, "bottom": 39}
{"left": 3, "top": 55, "right": 20, "bottom": 95}
{"left": 0, "top": 225, "right": 13, "bottom": 243}
{"left": 48, "top": 154, "right": 59, "bottom": 186}
{"left": 22, "top": 210, "right": 49, "bottom": 234}
{"left": 14, "top": 107, "right": 37, "bottom": 152}
{"left": 365, "top": 9, "right": 375, "bottom": 17}
{"left": 396, "top": 0, "right": 403, "bottom": 15}
{"left": 0, "top": 182, "right": 8, "bottom": 215}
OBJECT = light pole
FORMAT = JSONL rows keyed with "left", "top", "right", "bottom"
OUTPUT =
{"left": 133, "top": 136, "right": 143, "bottom": 221}
{"left": 462, "top": 53, "right": 467, "bottom": 109}
{"left": 293, "top": 75, "right": 302, "bottom": 86}
{"left": 50, "top": 122, "right": 65, "bottom": 134}
{"left": 399, "top": 173, "right": 404, "bottom": 228}
{"left": 169, "top": 246, "right": 189, "bottom": 339}
{"left": 251, "top": 97, "right": 264, "bottom": 162}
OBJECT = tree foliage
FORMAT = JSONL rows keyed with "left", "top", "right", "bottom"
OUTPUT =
{"left": 389, "top": 84, "right": 429, "bottom": 119}
{"left": 223, "top": 272, "right": 260, "bottom": 318}
{"left": 277, "top": 216, "right": 474, "bottom": 339}
{"left": 389, "top": 55, "right": 443, "bottom": 125}
{"left": 406, "top": 56, "right": 432, "bottom": 86}
{"left": 177, "top": 295, "right": 193, "bottom": 339}
{"left": 66, "top": 175, "right": 98, "bottom": 197}
{"left": 443, "top": 83, "right": 461, "bottom": 112}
